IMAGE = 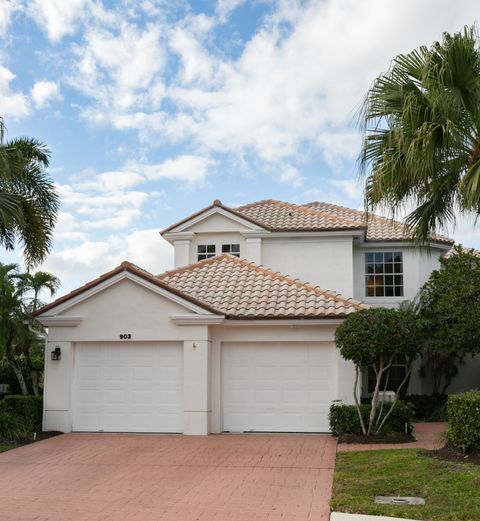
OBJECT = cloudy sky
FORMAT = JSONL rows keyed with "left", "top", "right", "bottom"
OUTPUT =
{"left": 1, "top": 0, "right": 479, "bottom": 295}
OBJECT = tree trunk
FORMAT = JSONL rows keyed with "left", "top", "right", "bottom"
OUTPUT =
{"left": 353, "top": 365, "right": 367, "bottom": 436}
{"left": 8, "top": 358, "right": 29, "bottom": 395}
{"left": 4, "top": 330, "right": 30, "bottom": 395}
{"left": 367, "top": 360, "right": 384, "bottom": 436}
{"left": 375, "top": 365, "right": 413, "bottom": 435}
{"left": 25, "top": 353, "right": 39, "bottom": 396}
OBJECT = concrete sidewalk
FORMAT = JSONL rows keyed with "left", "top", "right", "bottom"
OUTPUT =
{"left": 331, "top": 513, "right": 419, "bottom": 521}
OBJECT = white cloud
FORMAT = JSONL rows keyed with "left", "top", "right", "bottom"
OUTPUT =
{"left": 279, "top": 166, "right": 304, "bottom": 188}
{"left": 42, "top": 228, "right": 174, "bottom": 295}
{"left": 28, "top": 0, "right": 92, "bottom": 41}
{"left": 0, "top": 0, "right": 17, "bottom": 37}
{"left": 215, "top": 0, "right": 247, "bottom": 21}
{"left": 330, "top": 179, "right": 362, "bottom": 200}
{"left": 68, "top": 0, "right": 480, "bottom": 169}
{"left": 75, "top": 170, "right": 145, "bottom": 192}
{"left": 30, "top": 80, "right": 61, "bottom": 108}
{"left": 0, "top": 65, "right": 29, "bottom": 118}
{"left": 142, "top": 155, "right": 215, "bottom": 184}
{"left": 72, "top": 22, "right": 166, "bottom": 116}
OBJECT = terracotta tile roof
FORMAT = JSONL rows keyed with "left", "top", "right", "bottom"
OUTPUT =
{"left": 234, "top": 199, "right": 363, "bottom": 232}
{"left": 304, "top": 201, "right": 453, "bottom": 244}
{"left": 162, "top": 198, "right": 453, "bottom": 244}
{"left": 157, "top": 254, "right": 366, "bottom": 319}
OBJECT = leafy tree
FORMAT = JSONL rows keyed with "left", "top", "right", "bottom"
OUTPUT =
{"left": 360, "top": 26, "right": 480, "bottom": 243}
{"left": 0, "top": 263, "right": 60, "bottom": 395}
{"left": 335, "top": 307, "right": 422, "bottom": 436}
{"left": 417, "top": 246, "right": 480, "bottom": 394}
{"left": 0, "top": 117, "right": 59, "bottom": 268}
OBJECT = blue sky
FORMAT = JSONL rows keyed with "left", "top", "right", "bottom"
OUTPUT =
{"left": 1, "top": 0, "right": 480, "bottom": 294}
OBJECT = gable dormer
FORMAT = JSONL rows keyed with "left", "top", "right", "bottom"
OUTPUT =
{"left": 161, "top": 200, "right": 268, "bottom": 267}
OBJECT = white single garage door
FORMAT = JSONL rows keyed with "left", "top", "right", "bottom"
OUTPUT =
{"left": 73, "top": 342, "right": 183, "bottom": 433}
{"left": 222, "top": 342, "right": 336, "bottom": 433}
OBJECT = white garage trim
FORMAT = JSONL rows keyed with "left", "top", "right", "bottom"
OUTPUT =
{"left": 221, "top": 342, "right": 336, "bottom": 433}
{"left": 72, "top": 341, "right": 183, "bottom": 433}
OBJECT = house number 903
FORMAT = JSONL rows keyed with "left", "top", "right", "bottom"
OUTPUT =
{"left": 119, "top": 334, "right": 131, "bottom": 339}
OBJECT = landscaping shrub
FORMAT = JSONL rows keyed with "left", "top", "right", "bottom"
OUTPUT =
{"left": 329, "top": 401, "right": 412, "bottom": 436}
{"left": 447, "top": 391, "right": 480, "bottom": 453}
{"left": 404, "top": 394, "right": 448, "bottom": 422}
{"left": 0, "top": 395, "right": 42, "bottom": 438}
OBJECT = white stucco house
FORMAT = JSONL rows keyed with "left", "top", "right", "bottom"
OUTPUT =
{"left": 36, "top": 199, "right": 476, "bottom": 435}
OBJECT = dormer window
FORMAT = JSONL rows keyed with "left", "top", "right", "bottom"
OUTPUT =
{"left": 222, "top": 244, "right": 240, "bottom": 257}
{"left": 197, "top": 244, "right": 216, "bottom": 261}
{"left": 365, "top": 252, "right": 403, "bottom": 297}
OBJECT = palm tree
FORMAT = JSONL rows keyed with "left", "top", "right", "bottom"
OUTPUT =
{"left": 17, "top": 271, "right": 60, "bottom": 312}
{"left": 0, "top": 263, "right": 30, "bottom": 395}
{"left": 0, "top": 117, "right": 59, "bottom": 268}
{"left": 359, "top": 26, "right": 480, "bottom": 242}
{"left": 16, "top": 271, "right": 60, "bottom": 395}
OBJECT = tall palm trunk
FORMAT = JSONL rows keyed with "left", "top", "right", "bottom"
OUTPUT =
{"left": 5, "top": 341, "right": 29, "bottom": 395}
{"left": 24, "top": 346, "right": 39, "bottom": 396}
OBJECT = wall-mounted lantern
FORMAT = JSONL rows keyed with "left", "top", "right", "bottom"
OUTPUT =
{"left": 51, "top": 346, "right": 61, "bottom": 361}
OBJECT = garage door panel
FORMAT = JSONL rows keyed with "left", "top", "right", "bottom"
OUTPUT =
{"left": 222, "top": 342, "right": 335, "bottom": 432}
{"left": 73, "top": 342, "right": 183, "bottom": 433}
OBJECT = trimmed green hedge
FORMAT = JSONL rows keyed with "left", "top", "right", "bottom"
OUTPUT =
{"left": 0, "top": 395, "right": 43, "bottom": 439}
{"left": 329, "top": 401, "right": 412, "bottom": 436}
{"left": 447, "top": 391, "right": 480, "bottom": 453}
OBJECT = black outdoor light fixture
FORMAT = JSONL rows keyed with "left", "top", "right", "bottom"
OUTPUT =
{"left": 51, "top": 346, "right": 61, "bottom": 361}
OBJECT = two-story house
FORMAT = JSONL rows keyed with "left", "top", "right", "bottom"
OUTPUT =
{"left": 36, "top": 199, "right": 475, "bottom": 436}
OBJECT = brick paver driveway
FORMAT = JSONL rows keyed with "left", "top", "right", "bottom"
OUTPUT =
{"left": 0, "top": 433, "right": 337, "bottom": 521}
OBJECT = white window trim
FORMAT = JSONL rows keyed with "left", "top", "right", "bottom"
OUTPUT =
{"left": 365, "top": 251, "right": 404, "bottom": 298}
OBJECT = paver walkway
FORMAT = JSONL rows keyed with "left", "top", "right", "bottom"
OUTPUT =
{"left": 0, "top": 433, "right": 337, "bottom": 521}
{"left": 337, "top": 422, "right": 446, "bottom": 452}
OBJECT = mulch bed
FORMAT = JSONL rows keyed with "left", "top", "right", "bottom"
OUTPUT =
{"left": 338, "top": 432, "right": 416, "bottom": 444}
{"left": 0, "top": 431, "right": 63, "bottom": 448}
{"left": 425, "top": 444, "right": 480, "bottom": 466}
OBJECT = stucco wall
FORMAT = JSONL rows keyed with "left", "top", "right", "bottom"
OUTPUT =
{"left": 43, "top": 278, "right": 211, "bottom": 433}
{"left": 353, "top": 245, "right": 444, "bottom": 307}
{"left": 261, "top": 236, "right": 354, "bottom": 296}
{"left": 54, "top": 278, "right": 207, "bottom": 342}
{"left": 188, "top": 232, "right": 247, "bottom": 265}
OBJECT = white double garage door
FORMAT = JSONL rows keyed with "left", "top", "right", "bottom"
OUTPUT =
{"left": 73, "top": 341, "right": 336, "bottom": 433}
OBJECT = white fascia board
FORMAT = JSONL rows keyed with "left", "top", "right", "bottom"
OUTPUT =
{"left": 38, "top": 316, "right": 83, "bottom": 327}
{"left": 167, "top": 207, "right": 265, "bottom": 233}
{"left": 358, "top": 240, "right": 452, "bottom": 250}
{"left": 162, "top": 231, "right": 195, "bottom": 243}
{"left": 171, "top": 314, "right": 225, "bottom": 325}
{"left": 240, "top": 230, "right": 272, "bottom": 238}
{"left": 37, "top": 272, "right": 213, "bottom": 318}
{"left": 263, "top": 230, "right": 364, "bottom": 239}
{"left": 221, "top": 318, "right": 344, "bottom": 326}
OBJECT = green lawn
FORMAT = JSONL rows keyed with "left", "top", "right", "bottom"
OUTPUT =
{"left": 332, "top": 449, "right": 480, "bottom": 521}
{"left": 0, "top": 445, "right": 13, "bottom": 453}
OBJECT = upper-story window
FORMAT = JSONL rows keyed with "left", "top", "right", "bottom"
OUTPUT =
{"left": 222, "top": 244, "right": 240, "bottom": 257}
{"left": 365, "top": 252, "right": 403, "bottom": 297}
{"left": 197, "top": 244, "right": 216, "bottom": 261}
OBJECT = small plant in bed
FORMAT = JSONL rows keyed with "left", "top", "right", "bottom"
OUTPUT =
{"left": 0, "top": 395, "right": 61, "bottom": 450}
{"left": 330, "top": 401, "right": 414, "bottom": 444}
